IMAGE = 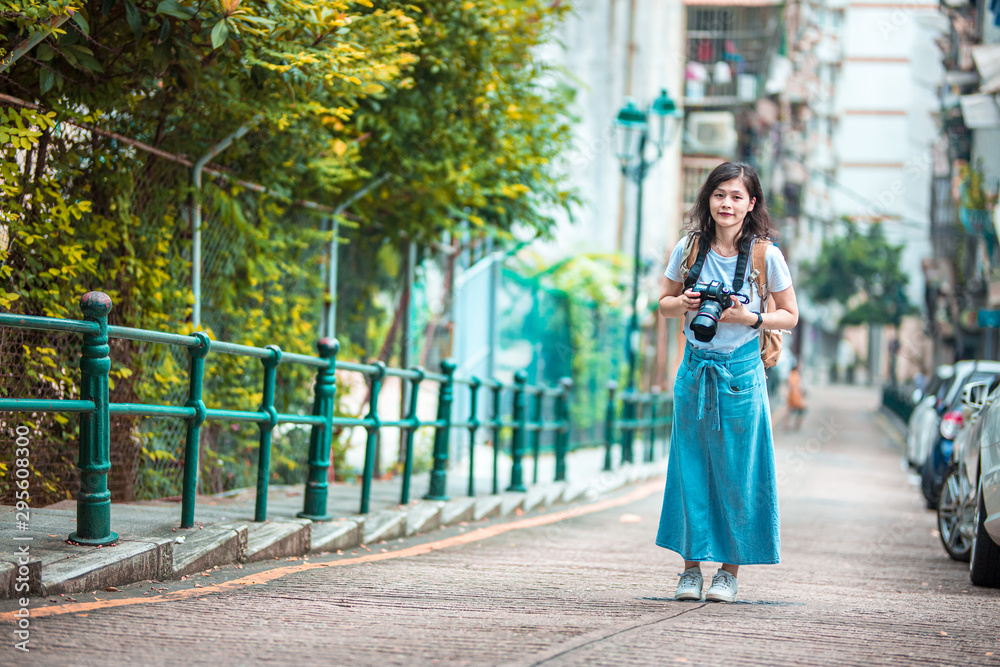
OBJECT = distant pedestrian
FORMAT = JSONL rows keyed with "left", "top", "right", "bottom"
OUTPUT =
{"left": 656, "top": 161, "right": 799, "bottom": 602}
{"left": 784, "top": 362, "right": 807, "bottom": 431}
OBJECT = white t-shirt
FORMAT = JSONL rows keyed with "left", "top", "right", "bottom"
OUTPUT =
{"left": 664, "top": 235, "right": 793, "bottom": 352}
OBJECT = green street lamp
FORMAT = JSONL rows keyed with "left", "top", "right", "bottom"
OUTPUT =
{"left": 614, "top": 88, "right": 681, "bottom": 465}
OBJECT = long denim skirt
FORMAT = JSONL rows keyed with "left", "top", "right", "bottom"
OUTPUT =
{"left": 655, "top": 338, "right": 780, "bottom": 565}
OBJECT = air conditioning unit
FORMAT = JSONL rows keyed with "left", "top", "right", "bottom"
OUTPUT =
{"left": 683, "top": 112, "right": 738, "bottom": 158}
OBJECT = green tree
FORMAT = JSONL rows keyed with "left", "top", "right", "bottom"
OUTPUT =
{"left": 800, "top": 219, "right": 912, "bottom": 328}
{"left": 1, "top": 0, "right": 578, "bottom": 500}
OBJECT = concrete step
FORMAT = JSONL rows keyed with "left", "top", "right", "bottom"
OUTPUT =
{"left": 499, "top": 493, "right": 525, "bottom": 517}
{"left": 543, "top": 482, "right": 567, "bottom": 507}
{"left": 523, "top": 487, "right": 548, "bottom": 513}
{"left": 561, "top": 481, "right": 592, "bottom": 504}
{"left": 171, "top": 524, "right": 248, "bottom": 578}
{"left": 245, "top": 519, "right": 311, "bottom": 563}
{"left": 362, "top": 511, "right": 404, "bottom": 544}
{"left": 441, "top": 498, "right": 476, "bottom": 526}
{"left": 473, "top": 496, "right": 503, "bottom": 521}
{"left": 38, "top": 537, "right": 173, "bottom": 596}
{"left": 0, "top": 563, "right": 16, "bottom": 598}
{"left": 310, "top": 519, "right": 363, "bottom": 553}
{"left": 404, "top": 503, "right": 443, "bottom": 537}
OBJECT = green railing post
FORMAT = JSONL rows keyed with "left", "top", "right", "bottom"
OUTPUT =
{"left": 69, "top": 292, "right": 118, "bottom": 546}
{"left": 632, "top": 395, "right": 643, "bottom": 464}
{"left": 555, "top": 377, "right": 572, "bottom": 482}
{"left": 621, "top": 391, "right": 635, "bottom": 465}
{"left": 490, "top": 384, "right": 502, "bottom": 495}
{"left": 603, "top": 381, "right": 618, "bottom": 472}
{"left": 400, "top": 366, "right": 425, "bottom": 505}
{"left": 424, "top": 359, "right": 456, "bottom": 501}
{"left": 467, "top": 377, "right": 482, "bottom": 497}
{"left": 181, "top": 331, "right": 211, "bottom": 529}
{"left": 361, "top": 361, "right": 387, "bottom": 514}
{"left": 507, "top": 370, "right": 528, "bottom": 492}
{"left": 530, "top": 390, "right": 542, "bottom": 484}
{"left": 254, "top": 345, "right": 282, "bottom": 522}
{"left": 647, "top": 387, "right": 660, "bottom": 463}
{"left": 299, "top": 338, "right": 339, "bottom": 521}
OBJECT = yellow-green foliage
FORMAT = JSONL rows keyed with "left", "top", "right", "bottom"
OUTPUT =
{"left": 1, "top": 0, "right": 578, "bottom": 498}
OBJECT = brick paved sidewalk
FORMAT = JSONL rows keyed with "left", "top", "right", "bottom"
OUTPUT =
{"left": 1, "top": 444, "right": 661, "bottom": 599}
{"left": 6, "top": 384, "right": 1000, "bottom": 666}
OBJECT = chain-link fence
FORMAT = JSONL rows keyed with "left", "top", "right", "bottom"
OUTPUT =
{"left": 495, "top": 268, "right": 626, "bottom": 449}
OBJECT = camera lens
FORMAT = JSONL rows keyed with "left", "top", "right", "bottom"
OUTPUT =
{"left": 691, "top": 300, "right": 723, "bottom": 342}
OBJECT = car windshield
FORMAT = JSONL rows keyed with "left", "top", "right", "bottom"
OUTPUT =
{"left": 925, "top": 374, "right": 945, "bottom": 398}
{"left": 938, "top": 375, "right": 957, "bottom": 402}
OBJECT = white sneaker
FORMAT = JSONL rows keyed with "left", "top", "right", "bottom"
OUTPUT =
{"left": 674, "top": 567, "right": 703, "bottom": 601}
{"left": 705, "top": 568, "right": 738, "bottom": 602}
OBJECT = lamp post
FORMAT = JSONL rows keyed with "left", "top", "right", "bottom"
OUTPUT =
{"left": 614, "top": 89, "right": 681, "bottom": 464}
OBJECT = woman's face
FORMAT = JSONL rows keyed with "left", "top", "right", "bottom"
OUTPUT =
{"left": 709, "top": 177, "right": 755, "bottom": 233}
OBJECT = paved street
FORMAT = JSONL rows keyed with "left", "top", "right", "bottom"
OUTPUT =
{"left": 5, "top": 384, "right": 1000, "bottom": 666}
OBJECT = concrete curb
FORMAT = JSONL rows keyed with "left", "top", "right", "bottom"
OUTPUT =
{"left": 172, "top": 525, "right": 248, "bottom": 578}
{"left": 310, "top": 519, "right": 363, "bottom": 554}
{"left": 40, "top": 537, "right": 174, "bottom": 596}
{"left": 2, "top": 461, "right": 665, "bottom": 599}
{"left": 473, "top": 496, "right": 504, "bottom": 521}
{"left": 246, "top": 519, "right": 312, "bottom": 563}
{"left": 404, "top": 503, "right": 443, "bottom": 537}
{"left": 362, "top": 511, "right": 405, "bottom": 544}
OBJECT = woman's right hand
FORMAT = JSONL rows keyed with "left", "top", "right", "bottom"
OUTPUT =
{"left": 680, "top": 289, "right": 702, "bottom": 312}
{"left": 658, "top": 278, "right": 701, "bottom": 319}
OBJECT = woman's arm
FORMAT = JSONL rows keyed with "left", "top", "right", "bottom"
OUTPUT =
{"left": 658, "top": 277, "right": 702, "bottom": 319}
{"left": 767, "top": 285, "right": 799, "bottom": 331}
{"left": 719, "top": 284, "right": 799, "bottom": 330}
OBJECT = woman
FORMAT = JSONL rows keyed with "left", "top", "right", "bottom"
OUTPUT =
{"left": 656, "top": 162, "right": 798, "bottom": 602}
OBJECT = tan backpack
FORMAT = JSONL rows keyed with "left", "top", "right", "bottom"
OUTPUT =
{"left": 679, "top": 234, "right": 784, "bottom": 368}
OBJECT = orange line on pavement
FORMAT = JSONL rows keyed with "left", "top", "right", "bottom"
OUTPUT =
{"left": 1, "top": 480, "right": 662, "bottom": 622}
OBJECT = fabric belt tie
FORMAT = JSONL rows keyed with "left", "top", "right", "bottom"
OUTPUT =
{"left": 690, "top": 356, "right": 736, "bottom": 431}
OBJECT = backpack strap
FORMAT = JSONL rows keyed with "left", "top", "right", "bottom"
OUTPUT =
{"left": 749, "top": 236, "right": 772, "bottom": 304}
{"left": 680, "top": 233, "right": 709, "bottom": 289}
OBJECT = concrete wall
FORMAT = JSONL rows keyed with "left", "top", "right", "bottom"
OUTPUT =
{"left": 790, "top": 0, "right": 943, "bottom": 382}
{"left": 542, "top": 0, "right": 686, "bottom": 267}
{"left": 829, "top": 0, "right": 942, "bottom": 312}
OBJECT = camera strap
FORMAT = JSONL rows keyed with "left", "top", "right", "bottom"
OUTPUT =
{"left": 682, "top": 233, "right": 752, "bottom": 293}
{"left": 730, "top": 240, "right": 751, "bottom": 293}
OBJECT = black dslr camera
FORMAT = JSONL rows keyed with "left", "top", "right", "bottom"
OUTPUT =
{"left": 689, "top": 280, "right": 734, "bottom": 342}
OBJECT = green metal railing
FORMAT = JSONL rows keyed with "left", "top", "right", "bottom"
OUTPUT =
{"left": 0, "top": 292, "right": 577, "bottom": 545}
{"left": 602, "top": 381, "right": 672, "bottom": 471}
{"left": 881, "top": 383, "right": 915, "bottom": 424}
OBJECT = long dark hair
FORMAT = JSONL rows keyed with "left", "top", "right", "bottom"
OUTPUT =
{"left": 684, "top": 161, "right": 774, "bottom": 251}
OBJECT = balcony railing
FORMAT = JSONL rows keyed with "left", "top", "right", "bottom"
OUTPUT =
{"left": 683, "top": 2, "right": 783, "bottom": 108}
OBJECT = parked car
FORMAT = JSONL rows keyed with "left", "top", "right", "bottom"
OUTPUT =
{"left": 936, "top": 378, "right": 995, "bottom": 561}
{"left": 919, "top": 361, "right": 1000, "bottom": 509}
{"left": 906, "top": 364, "right": 954, "bottom": 468}
{"left": 937, "top": 376, "right": 1000, "bottom": 586}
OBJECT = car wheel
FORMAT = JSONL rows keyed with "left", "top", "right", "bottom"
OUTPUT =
{"left": 937, "top": 464, "right": 975, "bottom": 562}
{"left": 970, "top": 474, "right": 1000, "bottom": 588}
{"left": 921, "top": 449, "right": 940, "bottom": 510}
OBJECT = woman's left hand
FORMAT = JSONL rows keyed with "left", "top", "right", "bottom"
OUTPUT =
{"left": 719, "top": 294, "right": 754, "bottom": 326}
